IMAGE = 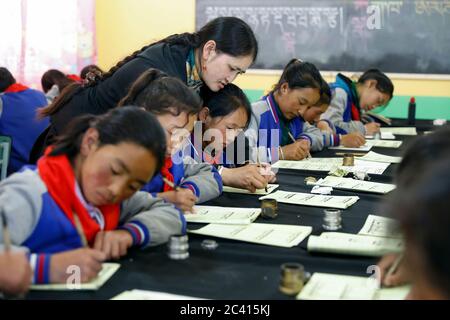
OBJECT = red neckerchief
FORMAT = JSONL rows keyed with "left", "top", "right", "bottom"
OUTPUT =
{"left": 37, "top": 148, "right": 120, "bottom": 244}
{"left": 66, "top": 74, "right": 82, "bottom": 82}
{"left": 351, "top": 102, "right": 361, "bottom": 121}
{"left": 4, "top": 83, "right": 29, "bottom": 93}
{"left": 160, "top": 157, "right": 175, "bottom": 192}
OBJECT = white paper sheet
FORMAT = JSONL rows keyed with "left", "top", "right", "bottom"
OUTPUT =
{"left": 311, "top": 176, "right": 396, "bottom": 194}
{"left": 30, "top": 263, "right": 120, "bottom": 290}
{"left": 358, "top": 151, "right": 402, "bottom": 163}
{"left": 307, "top": 232, "right": 404, "bottom": 257}
{"left": 380, "top": 127, "right": 417, "bottom": 136}
{"left": 185, "top": 206, "right": 261, "bottom": 225}
{"left": 358, "top": 214, "right": 402, "bottom": 238}
{"left": 222, "top": 184, "right": 279, "bottom": 195}
{"left": 297, "top": 273, "right": 410, "bottom": 300}
{"left": 189, "top": 223, "right": 312, "bottom": 248}
{"left": 259, "top": 190, "right": 359, "bottom": 209}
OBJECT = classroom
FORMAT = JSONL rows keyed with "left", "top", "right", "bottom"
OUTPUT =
{"left": 1, "top": 0, "right": 450, "bottom": 307}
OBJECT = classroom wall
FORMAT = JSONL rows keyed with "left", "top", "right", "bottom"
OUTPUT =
{"left": 96, "top": 0, "right": 450, "bottom": 120}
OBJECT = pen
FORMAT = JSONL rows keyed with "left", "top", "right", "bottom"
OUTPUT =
{"left": 163, "top": 177, "right": 180, "bottom": 191}
{"left": 187, "top": 138, "right": 200, "bottom": 157}
{"left": 256, "top": 150, "right": 268, "bottom": 193}
{"left": 386, "top": 253, "right": 404, "bottom": 279}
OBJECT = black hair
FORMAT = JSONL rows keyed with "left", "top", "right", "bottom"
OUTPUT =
{"left": 316, "top": 80, "right": 332, "bottom": 106}
{"left": 80, "top": 64, "right": 104, "bottom": 80}
{"left": 388, "top": 159, "right": 450, "bottom": 298}
{"left": 100, "top": 16, "right": 258, "bottom": 85}
{"left": 0, "top": 67, "right": 16, "bottom": 92}
{"left": 396, "top": 125, "right": 450, "bottom": 187}
{"left": 50, "top": 107, "right": 166, "bottom": 172}
{"left": 201, "top": 83, "right": 252, "bottom": 128}
{"left": 358, "top": 69, "right": 394, "bottom": 99}
{"left": 41, "top": 69, "right": 75, "bottom": 93}
{"left": 273, "top": 59, "right": 328, "bottom": 98}
{"left": 118, "top": 69, "right": 202, "bottom": 116}
{"left": 39, "top": 17, "right": 257, "bottom": 117}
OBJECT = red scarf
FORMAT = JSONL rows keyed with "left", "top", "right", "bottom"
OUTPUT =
{"left": 67, "top": 74, "right": 82, "bottom": 82}
{"left": 160, "top": 157, "right": 175, "bottom": 192}
{"left": 351, "top": 103, "right": 361, "bottom": 121}
{"left": 4, "top": 83, "right": 29, "bottom": 93}
{"left": 37, "top": 150, "right": 120, "bottom": 244}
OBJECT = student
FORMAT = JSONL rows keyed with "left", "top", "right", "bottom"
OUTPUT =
{"left": 307, "top": 88, "right": 366, "bottom": 148}
{"left": 41, "top": 69, "right": 77, "bottom": 103}
{"left": 190, "top": 83, "right": 274, "bottom": 192}
{"left": 0, "top": 107, "right": 186, "bottom": 284}
{"left": 319, "top": 69, "right": 394, "bottom": 135}
{"left": 0, "top": 251, "right": 32, "bottom": 295}
{"left": 246, "top": 59, "right": 327, "bottom": 161}
{"left": 377, "top": 126, "right": 450, "bottom": 288}
{"left": 37, "top": 16, "right": 258, "bottom": 153}
{"left": 80, "top": 64, "right": 104, "bottom": 80}
{"left": 0, "top": 67, "right": 49, "bottom": 175}
{"left": 117, "top": 69, "right": 222, "bottom": 213}
{"left": 386, "top": 158, "right": 450, "bottom": 299}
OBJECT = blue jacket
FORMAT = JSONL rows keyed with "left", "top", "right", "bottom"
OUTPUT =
{"left": 320, "top": 74, "right": 366, "bottom": 135}
{"left": 141, "top": 151, "right": 222, "bottom": 203}
{"left": 0, "top": 85, "right": 49, "bottom": 174}
{"left": 0, "top": 166, "right": 186, "bottom": 284}
{"left": 246, "top": 93, "right": 325, "bottom": 162}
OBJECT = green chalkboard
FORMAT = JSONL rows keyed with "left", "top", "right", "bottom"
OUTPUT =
{"left": 196, "top": 0, "right": 450, "bottom": 74}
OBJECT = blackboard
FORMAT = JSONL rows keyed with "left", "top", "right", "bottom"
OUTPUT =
{"left": 196, "top": 0, "right": 450, "bottom": 74}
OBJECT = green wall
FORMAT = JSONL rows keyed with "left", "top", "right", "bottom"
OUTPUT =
{"left": 244, "top": 89, "right": 450, "bottom": 120}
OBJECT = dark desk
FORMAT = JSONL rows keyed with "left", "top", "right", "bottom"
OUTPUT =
{"left": 27, "top": 130, "right": 428, "bottom": 300}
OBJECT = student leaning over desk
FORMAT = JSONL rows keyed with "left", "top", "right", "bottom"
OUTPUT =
{"left": 305, "top": 87, "right": 367, "bottom": 149}
{"left": 319, "top": 69, "right": 394, "bottom": 136}
{"left": 0, "top": 107, "right": 185, "bottom": 285}
{"left": 117, "top": 69, "right": 222, "bottom": 214}
{"left": 246, "top": 59, "right": 328, "bottom": 161}
{"left": 186, "top": 83, "right": 275, "bottom": 193}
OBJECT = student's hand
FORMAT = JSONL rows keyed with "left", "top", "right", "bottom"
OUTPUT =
{"left": 258, "top": 163, "right": 277, "bottom": 183}
{"left": 365, "top": 122, "right": 381, "bottom": 135}
{"left": 281, "top": 140, "right": 311, "bottom": 160}
{"left": 50, "top": 248, "right": 106, "bottom": 284}
{"left": 221, "top": 164, "right": 268, "bottom": 193}
{"left": 158, "top": 189, "right": 197, "bottom": 214}
{"left": 93, "top": 230, "right": 133, "bottom": 260}
{"left": 340, "top": 133, "right": 366, "bottom": 148}
{"left": 0, "top": 252, "right": 32, "bottom": 295}
{"left": 317, "top": 120, "right": 333, "bottom": 133}
{"left": 377, "top": 253, "right": 409, "bottom": 287}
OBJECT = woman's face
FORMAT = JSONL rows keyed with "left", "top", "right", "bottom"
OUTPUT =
{"left": 76, "top": 129, "right": 158, "bottom": 206}
{"left": 200, "top": 41, "right": 254, "bottom": 92}
{"left": 359, "top": 80, "right": 391, "bottom": 111}
{"left": 156, "top": 111, "right": 197, "bottom": 156}
{"left": 201, "top": 106, "right": 248, "bottom": 151}
{"left": 276, "top": 84, "right": 321, "bottom": 120}
{"left": 302, "top": 103, "right": 329, "bottom": 124}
